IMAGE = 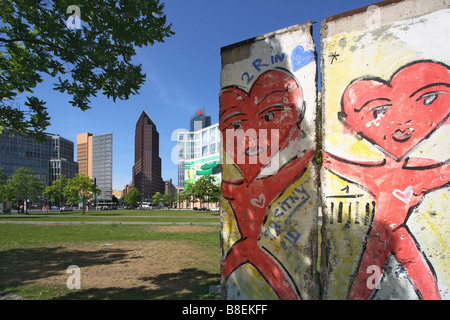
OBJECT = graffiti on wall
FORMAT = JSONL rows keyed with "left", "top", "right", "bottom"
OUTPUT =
{"left": 220, "top": 23, "right": 319, "bottom": 300}
{"left": 325, "top": 60, "right": 450, "bottom": 299}
{"left": 321, "top": 5, "right": 450, "bottom": 300}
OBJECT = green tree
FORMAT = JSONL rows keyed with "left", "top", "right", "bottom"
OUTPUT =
{"left": 181, "top": 183, "right": 196, "bottom": 209}
{"left": 64, "top": 174, "right": 100, "bottom": 214}
{"left": 152, "top": 191, "right": 163, "bottom": 207}
{"left": 5, "top": 167, "right": 44, "bottom": 213}
{"left": 0, "top": 0, "right": 174, "bottom": 141}
{"left": 0, "top": 168, "right": 7, "bottom": 202}
{"left": 164, "top": 191, "right": 176, "bottom": 208}
{"left": 194, "top": 175, "right": 220, "bottom": 209}
{"left": 44, "top": 174, "right": 68, "bottom": 208}
{"left": 180, "top": 176, "right": 220, "bottom": 210}
{"left": 124, "top": 188, "right": 141, "bottom": 208}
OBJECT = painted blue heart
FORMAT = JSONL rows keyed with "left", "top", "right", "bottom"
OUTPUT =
{"left": 291, "top": 45, "right": 314, "bottom": 72}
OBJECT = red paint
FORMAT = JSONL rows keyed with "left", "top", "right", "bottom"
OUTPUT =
{"left": 341, "top": 61, "right": 450, "bottom": 160}
{"left": 220, "top": 70, "right": 313, "bottom": 299}
{"left": 326, "top": 61, "right": 450, "bottom": 299}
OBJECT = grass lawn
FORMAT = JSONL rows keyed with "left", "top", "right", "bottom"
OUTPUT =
{"left": 0, "top": 209, "right": 220, "bottom": 224}
{"left": 0, "top": 209, "right": 221, "bottom": 300}
{"left": 0, "top": 209, "right": 322, "bottom": 300}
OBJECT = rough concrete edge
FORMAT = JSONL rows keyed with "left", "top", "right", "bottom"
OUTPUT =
{"left": 220, "top": 20, "right": 315, "bottom": 66}
{"left": 321, "top": 0, "right": 449, "bottom": 39}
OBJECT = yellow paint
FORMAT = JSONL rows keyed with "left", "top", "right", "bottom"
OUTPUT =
{"left": 409, "top": 188, "right": 450, "bottom": 296}
{"left": 226, "top": 263, "right": 279, "bottom": 300}
{"left": 221, "top": 149, "right": 243, "bottom": 181}
{"left": 220, "top": 197, "right": 239, "bottom": 253}
{"left": 322, "top": 171, "right": 374, "bottom": 299}
{"left": 259, "top": 164, "right": 318, "bottom": 299}
{"left": 220, "top": 148, "right": 243, "bottom": 258}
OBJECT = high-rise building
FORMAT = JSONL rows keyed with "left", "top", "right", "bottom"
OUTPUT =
{"left": 76, "top": 133, "right": 93, "bottom": 177}
{"left": 164, "top": 179, "right": 176, "bottom": 195}
{"left": 132, "top": 111, "right": 164, "bottom": 201}
{"left": 76, "top": 132, "right": 113, "bottom": 202}
{"left": 177, "top": 110, "right": 220, "bottom": 191}
{"left": 190, "top": 108, "right": 211, "bottom": 131}
{"left": 0, "top": 128, "right": 78, "bottom": 186}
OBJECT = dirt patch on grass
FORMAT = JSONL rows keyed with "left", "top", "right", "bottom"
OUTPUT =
{"left": 0, "top": 240, "right": 221, "bottom": 299}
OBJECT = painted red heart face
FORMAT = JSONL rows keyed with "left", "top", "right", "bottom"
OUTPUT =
{"left": 219, "top": 69, "right": 304, "bottom": 182}
{"left": 341, "top": 61, "right": 450, "bottom": 160}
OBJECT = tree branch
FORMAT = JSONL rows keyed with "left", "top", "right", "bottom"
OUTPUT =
{"left": 0, "top": 37, "right": 71, "bottom": 54}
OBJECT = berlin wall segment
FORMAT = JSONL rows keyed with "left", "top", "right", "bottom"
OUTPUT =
{"left": 320, "top": 0, "right": 450, "bottom": 300}
{"left": 219, "top": 22, "right": 320, "bottom": 300}
{"left": 218, "top": 0, "right": 449, "bottom": 301}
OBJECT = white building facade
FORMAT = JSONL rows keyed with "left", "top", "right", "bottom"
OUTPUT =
{"left": 177, "top": 122, "right": 221, "bottom": 191}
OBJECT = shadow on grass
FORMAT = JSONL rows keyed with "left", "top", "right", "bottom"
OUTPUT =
{"left": 0, "top": 247, "right": 220, "bottom": 300}
{"left": 57, "top": 268, "right": 220, "bottom": 300}
{"left": 0, "top": 246, "right": 136, "bottom": 291}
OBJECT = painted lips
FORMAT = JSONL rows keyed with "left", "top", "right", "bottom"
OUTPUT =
{"left": 392, "top": 128, "right": 413, "bottom": 142}
{"left": 245, "top": 145, "right": 265, "bottom": 157}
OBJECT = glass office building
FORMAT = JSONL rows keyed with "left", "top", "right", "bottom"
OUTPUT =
{"left": 0, "top": 128, "right": 78, "bottom": 186}
{"left": 190, "top": 108, "right": 211, "bottom": 132}
{"left": 92, "top": 133, "right": 113, "bottom": 202}
{"left": 177, "top": 121, "right": 221, "bottom": 190}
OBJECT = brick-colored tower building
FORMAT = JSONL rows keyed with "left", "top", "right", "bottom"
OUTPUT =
{"left": 132, "top": 111, "right": 164, "bottom": 201}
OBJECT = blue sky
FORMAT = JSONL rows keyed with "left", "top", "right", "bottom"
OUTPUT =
{"left": 36, "top": 0, "right": 377, "bottom": 191}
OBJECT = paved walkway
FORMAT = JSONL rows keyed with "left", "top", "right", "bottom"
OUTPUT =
{"left": 0, "top": 220, "right": 220, "bottom": 226}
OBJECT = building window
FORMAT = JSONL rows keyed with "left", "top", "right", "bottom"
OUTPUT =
{"left": 178, "top": 142, "right": 185, "bottom": 158}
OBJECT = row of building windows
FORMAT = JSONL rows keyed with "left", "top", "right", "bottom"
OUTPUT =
{"left": 0, "top": 129, "right": 77, "bottom": 187}
{"left": 178, "top": 126, "right": 220, "bottom": 143}
{"left": 1, "top": 138, "right": 74, "bottom": 159}
{"left": 178, "top": 142, "right": 219, "bottom": 159}
{"left": 177, "top": 124, "right": 220, "bottom": 160}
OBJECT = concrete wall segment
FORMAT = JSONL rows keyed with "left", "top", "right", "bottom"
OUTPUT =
{"left": 218, "top": 0, "right": 449, "bottom": 301}
{"left": 320, "top": 0, "right": 450, "bottom": 300}
{"left": 219, "top": 22, "right": 319, "bottom": 300}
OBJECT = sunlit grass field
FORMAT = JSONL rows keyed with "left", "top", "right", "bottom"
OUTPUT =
{"left": 0, "top": 209, "right": 221, "bottom": 300}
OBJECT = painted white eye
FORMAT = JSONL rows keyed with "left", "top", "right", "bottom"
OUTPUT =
{"left": 372, "top": 105, "right": 389, "bottom": 119}
{"left": 422, "top": 93, "right": 438, "bottom": 106}
{"left": 417, "top": 91, "right": 447, "bottom": 106}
